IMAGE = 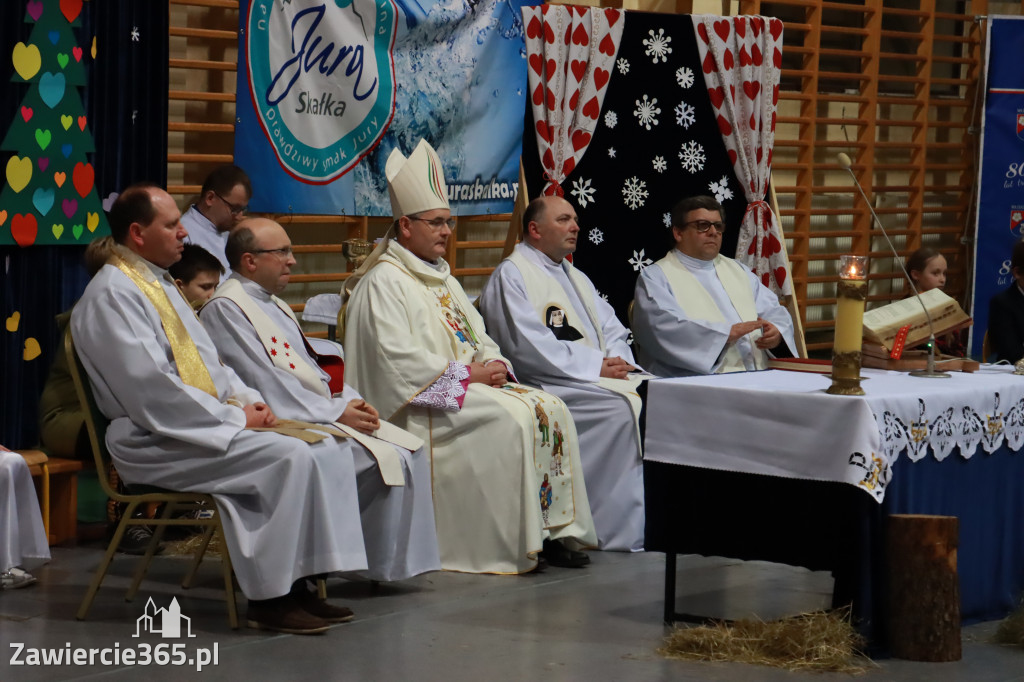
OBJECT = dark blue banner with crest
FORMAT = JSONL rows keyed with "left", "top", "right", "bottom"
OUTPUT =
{"left": 972, "top": 16, "right": 1024, "bottom": 357}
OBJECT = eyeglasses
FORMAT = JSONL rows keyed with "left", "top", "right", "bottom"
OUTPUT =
{"left": 251, "top": 246, "right": 293, "bottom": 258}
{"left": 684, "top": 220, "right": 726, "bottom": 234}
{"left": 410, "top": 215, "right": 456, "bottom": 230}
{"left": 214, "top": 192, "right": 248, "bottom": 216}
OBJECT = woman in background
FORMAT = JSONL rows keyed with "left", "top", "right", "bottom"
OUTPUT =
{"left": 906, "top": 246, "right": 966, "bottom": 357}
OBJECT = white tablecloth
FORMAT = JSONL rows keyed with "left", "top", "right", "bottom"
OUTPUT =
{"left": 644, "top": 366, "right": 1024, "bottom": 502}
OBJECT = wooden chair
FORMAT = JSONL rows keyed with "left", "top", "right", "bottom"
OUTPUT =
{"left": 982, "top": 329, "right": 991, "bottom": 363}
{"left": 66, "top": 330, "right": 239, "bottom": 628}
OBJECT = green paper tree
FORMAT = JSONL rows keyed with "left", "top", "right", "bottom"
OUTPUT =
{"left": 1, "top": 0, "right": 110, "bottom": 246}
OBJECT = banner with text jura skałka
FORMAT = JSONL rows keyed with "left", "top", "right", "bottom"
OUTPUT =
{"left": 236, "top": 0, "right": 527, "bottom": 216}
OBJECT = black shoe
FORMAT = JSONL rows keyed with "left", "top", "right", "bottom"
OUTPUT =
{"left": 292, "top": 588, "right": 355, "bottom": 623}
{"left": 117, "top": 525, "right": 164, "bottom": 555}
{"left": 247, "top": 597, "right": 330, "bottom": 635}
{"left": 539, "top": 539, "right": 590, "bottom": 568}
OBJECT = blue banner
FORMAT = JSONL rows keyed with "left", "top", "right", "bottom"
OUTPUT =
{"left": 235, "top": 0, "right": 527, "bottom": 216}
{"left": 971, "top": 16, "right": 1024, "bottom": 356}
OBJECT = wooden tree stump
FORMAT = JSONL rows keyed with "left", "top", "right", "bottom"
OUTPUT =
{"left": 885, "top": 514, "right": 961, "bottom": 661}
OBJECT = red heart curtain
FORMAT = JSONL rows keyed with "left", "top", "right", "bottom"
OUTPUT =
{"left": 523, "top": 5, "right": 625, "bottom": 196}
{"left": 692, "top": 15, "right": 790, "bottom": 297}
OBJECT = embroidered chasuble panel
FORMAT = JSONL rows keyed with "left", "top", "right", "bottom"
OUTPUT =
{"left": 523, "top": 12, "right": 748, "bottom": 327}
{"left": 430, "top": 281, "right": 482, "bottom": 361}
{"left": 495, "top": 384, "right": 579, "bottom": 530}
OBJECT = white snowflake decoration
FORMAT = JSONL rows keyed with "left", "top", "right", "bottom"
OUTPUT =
{"left": 570, "top": 177, "right": 596, "bottom": 208}
{"left": 589, "top": 227, "right": 604, "bottom": 245}
{"left": 595, "top": 289, "right": 609, "bottom": 301}
{"left": 675, "top": 101, "right": 696, "bottom": 129}
{"left": 652, "top": 156, "right": 667, "bottom": 173}
{"left": 678, "top": 140, "right": 706, "bottom": 174}
{"left": 676, "top": 66, "right": 694, "bottom": 89}
{"left": 608, "top": 147, "right": 617, "bottom": 158}
{"left": 131, "top": 27, "right": 140, "bottom": 42}
{"left": 628, "top": 248, "right": 653, "bottom": 271}
{"left": 622, "top": 177, "right": 649, "bottom": 210}
{"left": 643, "top": 28, "right": 673, "bottom": 64}
{"left": 604, "top": 111, "right": 618, "bottom": 129}
{"left": 616, "top": 58, "right": 630, "bottom": 75}
{"left": 709, "top": 175, "right": 735, "bottom": 203}
{"left": 634, "top": 95, "right": 661, "bottom": 130}
{"left": 663, "top": 212, "right": 672, "bottom": 228}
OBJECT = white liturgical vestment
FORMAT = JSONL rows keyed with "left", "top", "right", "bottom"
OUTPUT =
{"left": 200, "top": 275, "right": 441, "bottom": 581}
{"left": 633, "top": 249, "right": 796, "bottom": 377}
{"left": 181, "top": 205, "right": 230, "bottom": 282}
{"left": 479, "top": 243, "right": 645, "bottom": 551}
{"left": 0, "top": 451, "right": 50, "bottom": 573}
{"left": 71, "top": 246, "right": 369, "bottom": 600}
{"left": 344, "top": 240, "right": 596, "bottom": 574}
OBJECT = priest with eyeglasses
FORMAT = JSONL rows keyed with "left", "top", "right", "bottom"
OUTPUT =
{"left": 632, "top": 195, "right": 796, "bottom": 377}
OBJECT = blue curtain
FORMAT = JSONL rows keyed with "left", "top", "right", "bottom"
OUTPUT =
{"left": 1, "top": 1, "right": 168, "bottom": 448}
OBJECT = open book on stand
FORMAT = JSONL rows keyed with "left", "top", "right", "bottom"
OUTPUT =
{"left": 861, "top": 289, "right": 976, "bottom": 371}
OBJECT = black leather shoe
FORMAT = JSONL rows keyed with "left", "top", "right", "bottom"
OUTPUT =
{"left": 292, "top": 588, "right": 355, "bottom": 623}
{"left": 247, "top": 597, "right": 330, "bottom": 635}
{"left": 539, "top": 539, "right": 590, "bottom": 568}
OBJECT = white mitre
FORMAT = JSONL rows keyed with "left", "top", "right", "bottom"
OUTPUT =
{"left": 386, "top": 139, "right": 450, "bottom": 217}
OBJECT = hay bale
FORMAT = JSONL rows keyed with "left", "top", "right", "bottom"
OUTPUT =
{"left": 994, "top": 597, "right": 1024, "bottom": 648}
{"left": 164, "top": 531, "right": 223, "bottom": 558}
{"left": 658, "top": 609, "right": 875, "bottom": 674}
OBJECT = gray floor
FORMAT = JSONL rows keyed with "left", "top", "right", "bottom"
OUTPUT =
{"left": 1, "top": 545, "right": 1022, "bottom": 681}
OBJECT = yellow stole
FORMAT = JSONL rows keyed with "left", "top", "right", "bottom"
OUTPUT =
{"left": 111, "top": 251, "right": 218, "bottom": 397}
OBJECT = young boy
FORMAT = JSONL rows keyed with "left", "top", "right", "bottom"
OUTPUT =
{"left": 169, "top": 244, "right": 225, "bottom": 307}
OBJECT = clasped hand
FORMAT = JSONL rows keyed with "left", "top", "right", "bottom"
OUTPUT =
{"left": 467, "top": 361, "right": 508, "bottom": 387}
{"left": 600, "top": 356, "right": 635, "bottom": 379}
{"left": 728, "top": 317, "right": 782, "bottom": 350}
{"left": 338, "top": 399, "right": 380, "bottom": 435}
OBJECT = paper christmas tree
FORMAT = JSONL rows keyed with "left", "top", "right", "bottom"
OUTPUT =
{"left": 1, "top": 0, "right": 109, "bottom": 246}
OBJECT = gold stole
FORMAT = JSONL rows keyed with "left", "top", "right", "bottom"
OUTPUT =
{"left": 112, "top": 252, "right": 218, "bottom": 397}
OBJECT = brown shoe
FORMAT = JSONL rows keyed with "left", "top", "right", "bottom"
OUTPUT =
{"left": 293, "top": 589, "right": 355, "bottom": 623}
{"left": 247, "top": 597, "right": 330, "bottom": 635}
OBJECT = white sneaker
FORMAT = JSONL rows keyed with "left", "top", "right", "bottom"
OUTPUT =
{"left": 0, "top": 567, "right": 37, "bottom": 590}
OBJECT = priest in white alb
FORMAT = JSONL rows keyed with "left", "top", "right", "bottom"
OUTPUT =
{"left": 632, "top": 195, "right": 796, "bottom": 376}
{"left": 200, "top": 217, "right": 440, "bottom": 582}
{"left": 1, "top": 446, "right": 50, "bottom": 589}
{"left": 343, "top": 140, "right": 597, "bottom": 574}
{"left": 478, "top": 195, "right": 645, "bottom": 552}
{"left": 72, "top": 184, "right": 369, "bottom": 635}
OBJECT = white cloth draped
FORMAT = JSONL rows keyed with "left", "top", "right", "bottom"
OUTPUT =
{"left": 632, "top": 249, "right": 795, "bottom": 377}
{"left": 200, "top": 275, "right": 441, "bottom": 581}
{"left": 0, "top": 451, "right": 50, "bottom": 572}
{"left": 71, "top": 253, "right": 369, "bottom": 600}
{"left": 479, "top": 243, "right": 645, "bottom": 551}
{"left": 344, "top": 240, "right": 596, "bottom": 573}
{"left": 181, "top": 205, "right": 230, "bottom": 282}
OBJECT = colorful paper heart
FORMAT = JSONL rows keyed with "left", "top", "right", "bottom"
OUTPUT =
{"left": 52, "top": 223, "right": 64, "bottom": 239}
{"left": 6, "top": 311, "right": 21, "bottom": 332}
{"left": 90, "top": 37, "right": 95, "bottom": 60}
{"left": 34, "top": 128, "right": 51, "bottom": 150}
{"left": 73, "top": 162, "right": 94, "bottom": 198}
{"left": 60, "top": 0, "right": 83, "bottom": 23}
{"left": 87, "top": 211, "right": 99, "bottom": 232}
{"left": 5, "top": 156, "right": 33, "bottom": 193}
{"left": 12, "top": 42, "right": 41, "bottom": 81}
{"left": 38, "top": 157, "right": 49, "bottom": 172}
{"left": 62, "top": 198, "right": 78, "bottom": 218}
{"left": 48, "top": 30, "right": 59, "bottom": 45}
{"left": 23, "top": 338, "right": 42, "bottom": 362}
{"left": 39, "top": 72, "right": 66, "bottom": 108}
{"left": 0, "top": 210, "right": 7, "bottom": 227}
{"left": 54, "top": 171, "right": 66, "bottom": 187}
{"left": 61, "top": 114, "right": 72, "bottom": 130}
{"left": 11, "top": 213, "right": 38, "bottom": 247}
{"left": 26, "top": 0, "right": 43, "bottom": 21}
{"left": 77, "top": 115, "right": 86, "bottom": 130}
{"left": 20, "top": 105, "right": 33, "bottom": 122}
{"left": 57, "top": 52, "right": 69, "bottom": 69}
{"left": 61, "top": 143, "right": 72, "bottom": 158}
{"left": 32, "top": 186, "right": 54, "bottom": 216}
{"left": 73, "top": 45, "right": 83, "bottom": 62}
{"left": 72, "top": 223, "right": 84, "bottom": 239}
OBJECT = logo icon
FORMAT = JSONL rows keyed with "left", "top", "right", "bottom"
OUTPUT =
{"left": 1017, "top": 113, "right": 1024, "bottom": 140}
{"left": 134, "top": 597, "right": 196, "bottom": 638}
{"left": 245, "top": 0, "right": 398, "bottom": 183}
{"left": 1011, "top": 209, "right": 1024, "bottom": 237}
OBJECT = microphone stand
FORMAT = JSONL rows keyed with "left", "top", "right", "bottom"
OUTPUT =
{"left": 837, "top": 153, "right": 950, "bottom": 378}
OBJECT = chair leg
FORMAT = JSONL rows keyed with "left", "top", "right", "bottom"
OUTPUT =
{"left": 317, "top": 577, "right": 327, "bottom": 600}
{"left": 77, "top": 500, "right": 143, "bottom": 620}
{"left": 181, "top": 524, "right": 216, "bottom": 589}
{"left": 41, "top": 463, "right": 51, "bottom": 542}
{"left": 125, "top": 501, "right": 174, "bottom": 602}
{"left": 215, "top": 515, "right": 238, "bottom": 629}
